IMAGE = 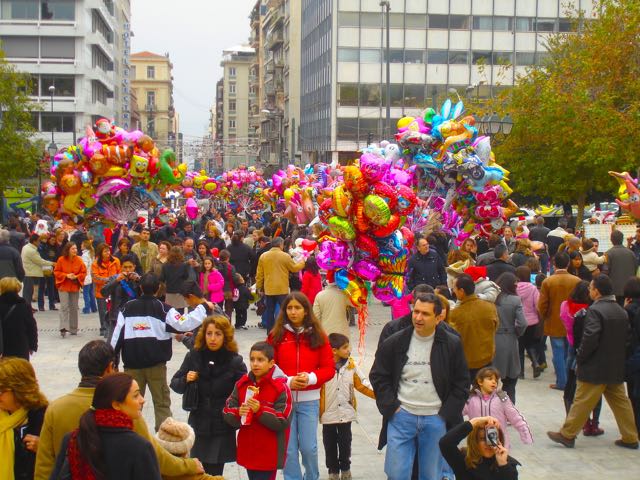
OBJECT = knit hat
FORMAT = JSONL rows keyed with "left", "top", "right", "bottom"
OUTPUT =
{"left": 155, "top": 417, "right": 195, "bottom": 456}
{"left": 464, "top": 266, "right": 488, "bottom": 282}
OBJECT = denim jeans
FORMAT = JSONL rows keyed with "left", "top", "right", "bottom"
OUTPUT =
{"left": 284, "top": 400, "right": 319, "bottom": 480}
{"left": 550, "top": 336, "right": 568, "bottom": 389}
{"left": 97, "top": 297, "right": 109, "bottom": 336}
{"left": 385, "top": 409, "right": 447, "bottom": 480}
{"left": 265, "top": 294, "right": 286, "bottom": 333}
{"left": 82, "top": 284, "right": 97, "bottom": 313}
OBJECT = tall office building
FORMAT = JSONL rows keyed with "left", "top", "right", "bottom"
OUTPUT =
{"left": 130, "top": 51, "right": 178, "bottom": 153}
{"left": 300, "top": 0, "right": 596, "bottom": 164}
{"left": 219, "top": 45, "right": 256, "bottom": 171}
{"left": 0, "top": 0, "right": 131, "bottom": 147}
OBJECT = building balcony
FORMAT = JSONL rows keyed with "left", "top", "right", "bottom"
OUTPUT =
{"left": 267, "top": 30, "right": 284, "bottom": 51}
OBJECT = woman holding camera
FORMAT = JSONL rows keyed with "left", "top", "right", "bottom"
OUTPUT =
{"left": 439, "top": 416, "right": 520, "bottom": 479}
{"left": 92, "top": 243, "right": 121, "bottom": 339}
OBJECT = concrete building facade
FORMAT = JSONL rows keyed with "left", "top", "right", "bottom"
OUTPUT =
{"left": 0, "top": 0, "right": 131, "bottom": 147}
{"left": 300, "top": 0, "right": 596, "bottom": 164}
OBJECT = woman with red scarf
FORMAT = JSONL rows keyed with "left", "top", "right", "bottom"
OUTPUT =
{"left": 51, "top": 373, "right": 161, "bottom": 479}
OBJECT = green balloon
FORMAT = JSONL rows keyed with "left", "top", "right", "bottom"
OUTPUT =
{"left": 423, "top": 108, "right": 436, "bottom": 125}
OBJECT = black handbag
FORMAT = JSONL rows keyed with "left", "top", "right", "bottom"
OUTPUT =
{"left": 182, "top": 381, "right": 199, "bottom": 411}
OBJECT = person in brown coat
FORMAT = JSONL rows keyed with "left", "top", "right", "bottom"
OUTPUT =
{"left": 538, "top": 252, "right": 581, "bottom": 390}
{"left": 449, "top": 274, "right": 499, "bottom": 380}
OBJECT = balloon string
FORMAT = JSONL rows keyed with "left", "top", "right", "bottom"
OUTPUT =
{"left": 357, "top": 304, "right": 368, "bottom": 358}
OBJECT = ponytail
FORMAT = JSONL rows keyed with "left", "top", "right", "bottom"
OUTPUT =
{"left": 77, "top": 410, "right": 107, "bottom": 479}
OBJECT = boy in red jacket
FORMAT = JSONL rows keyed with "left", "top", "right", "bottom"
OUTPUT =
{"left": 224, "top": 341, "right": 292, "bottom": 480}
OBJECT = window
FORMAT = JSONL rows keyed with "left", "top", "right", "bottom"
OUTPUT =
{"left": 229, "top": 83, "right": 236, "bottom": 94}
{"left": 383, "top": 84, "right": 403, "bottom": 107}
{"left": 130, "top": 65, "right": 136, "bottom": 78}
{"left": 360, "top": 12, "right": 382, "bottom": 27}
{"left": 0, "top": 36, "right": 38, "bottom": 57}
{"left": 492, "top": 51, "right": 513, "bottom": 65}
{"left": 41, "top": 75, "right": 74, "bottom": 96}
{"left": 389, "top": 13, "right": 403, "bottom": 28}
{"left": 1, "top": 0, "right": 38, "bottom": 19}
{"left": 338, "top": 11, "right": 359, "bottom": 27}
{"left": 515, "top": 17, "right": 534, "bottom": 32}
{"left": 91, "top": 81, "right": 108, "bottom": 104}
{"left": 427, "top": 49, "right": 448, "bottom": 64}
{"left": 41, "top": 112, "right": 75, "bottom": 132}
{"left": 41, "top": 37, "right": 74, "bottom": 58}
{"left": 404, "top": 50, "right": 424, "bottom": 64}
{"left": 229, "top": 101, "right": 236, "bottom": 112}
{"left": 384, "top": 49, "right": 404, "bottom": 63}
{"left": 147, "top": 66, "right": 155, "bottom": 79}
{"left": 535, "top": 18, "right": 556, "bottom": 32}
{"left": 449, "top": 15, "right": 469, "bottom": 29}
{"left": 515, "top": 52, "right": 535, "bottom": 66}
{"left": 92, "top": 10, "right": 113, "bottom": 43}
{"left": 41, "top": 0, "right": 75, "bottom": 21}
{"left": 19, "top": 74, "right": 38, "bottom": 96}
{"left": 336, "top": 118, "right": 358, "bottom": 141}
{"left": 405, "top": 14, "right": 427, "bottom": 28}
{"left": 428, "top": 14, "right": 448, "bottom": 29}
{"left": 493, "top": 17, "right": 513, "bottom": 31}
{"left": 360, "top": 49, "right": 381, "bottom": 63}
{"left": 359, "top": 84, "right": 381, "bottom": 106}
{"left": 472, "top": 16, "right": 493, "bottom": 30}
{"left": 449, "top": 51, "right": 469, "bottom": 65}
{"left": 146, "top": 91, "right": 155, "bottom": 108}
{"left": 558, "top": 18, "right": 575, "bottom": 32}
{"left": 229, "top": 67, "right": 236, "bottom": 77}
{"left": 472, "top": 51, "right": 491, "bottom": 65}
{"left": 229, "top": 119, "right": 236, "bottom": 129}
{"left": 535, "top": 52, "right": 550, "bottom": 65}
{"left": 92, "top": 45, "right": 110, "bottom": 70}
{"left": 338, "top": 83, "right": 358, "bottom": 106}
{"left": 337, "top": 48, "right": 359, "bottom": 62}
{"left": 403, "top": 85, "right": 425, "bottom": 107}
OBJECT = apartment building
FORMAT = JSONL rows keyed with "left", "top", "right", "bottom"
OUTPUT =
{"left": 300, "top": 0, "right": 596, "bottom": 164}
{"left": 0, "top": 0, "right": 131, "bottom": 146}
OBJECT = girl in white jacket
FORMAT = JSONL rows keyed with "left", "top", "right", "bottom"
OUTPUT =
{"left": 80, "top": 239, "right": 97, "bottom": 314}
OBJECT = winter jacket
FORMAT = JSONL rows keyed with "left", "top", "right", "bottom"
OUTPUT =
{"left": 494, "top": 294, "right": 528, "bottom": 379}
{"left": 528, "top": 225, "right": 550, "bottom": 243}
{"left": 370, "top": 323, "right": 469, "bottom": 449}
{"left": 547, "top": 227, "right": 568, "bottom": 257}
{"left": 111, "top": 294, "right": 209, "bottom": 369}
{"left": 406, "top": 250, "right": 447, "bottom": 290}
{"left": 0, "top": 292, "right": 37, "bottom": 359}
{"left": 53, "top": 255, "right": 86, "bottom": 292}
{"left": 100, "top": 275, "right": 140, "bottom": 325}
{"left": 559, "top": 300, "right": 589, "bottom": 346}
{"left": 449, "top": 294, "right": 499, "bottom": 369}
{"left": 171, "top": 348, "right": 246, "bottom": 437}
{"left": 267, "top": 325, "right": 335, "bottom": 403}
{"left": 80, "top": 250, "right": 94, "bottom": 285}
{"left": 516, "top": 281, "right": 540, "bottom": 326}
{"left": 576, "top": 295, "right": 631, "bottom": 384}
{"left": 227, "top": 242, "right": 256, "bottom": 279}
{"left": 11, "top": 406, "right": 45, "bottom": 480}
{"left": 538, "top": 270, "right": 581, "bottom": 337}
{"left": 486, "top": 259, "right": 516, "bottom": 282}
{"left": 624, "top": 300, "right": 640, "bottom": 397}
{"left": 581, "top": 248, "right": 605, "bottom": 272}
{"left": 199, "top": 269, "right": 225, "bottom": 303}
{"left": 439, "top": 421, "right": 520, "bottom": 480}
{"left": 92, "top": 257, "right": 121, "bottom": 299}
{"left": 301, "top": 271, "right": 322, "bottom": 305}
{"left": 0, "top": 243, "right": 25, "bottom": 281}
{"left": 463, "top": 390, "right": 533, "bottom": 449}
{"left": 256, "top": 247, "right": 305, "bottom": 296}
{"left": 130, "top": 241, "right": 159, "bottom": 274}
{"left": 320, "top": 357, "right": 375, "bottom": 424}
{"left": 475, "top": 279, "right": 500, "bottom": 303}
{"left": 313, "top": 284, "right": 351, "bottom": 338}
{"left": 234, "top": 284, "right": 251, "bottom": 310}
{"left": 160, "top": 262, "right": 191, "bottom": 294}
{"left": 21, "top": 243, "right": 54, "bottom": 278}
{"left": 605, "top": 245, "right": 638, "bottom": 296}
{"left": 223, "top": 366, "right": 292, "bottom": 471}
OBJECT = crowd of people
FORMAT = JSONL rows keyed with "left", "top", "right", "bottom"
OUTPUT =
{"left": 1, "top": 206, "right": 640, "bottom": 480}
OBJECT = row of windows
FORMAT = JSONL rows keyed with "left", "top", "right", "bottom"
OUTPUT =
{"left": 337, "top": 48, "right": 548, "bottom": 66}
{"left": 21, "top": 74, "right": 75, "bottom": 96}
{"left": 92, "top": 10, "right": 113, "bottom": 44}
{"left": 0, "top": 36, "right": 74, "bottom": 58}
{"left": 92, "top": 45, "right": 112, "bottom": 72}
{"left": 337, "top": 12, "right": 576, "bottom": 32}
{"left": 337, "top": 83, "right": 508, "bottom": 108}
{"left": 0, "top": 0, "right": 75, "bottom": 21}
{"left": 29, "top": 111, "right": 75, "bottom": 132}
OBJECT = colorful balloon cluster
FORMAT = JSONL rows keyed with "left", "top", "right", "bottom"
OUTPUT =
{"left": 610, "top": 171, "right": 640, "bottom": 220}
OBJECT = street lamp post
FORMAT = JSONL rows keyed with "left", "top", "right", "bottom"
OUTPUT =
{"left": 380, "top": 1, "right": 391, "bottom": 139}
{"left": 477, "top": 112, "right": 513, "bottom": 146}
{"left": 44, "top": 86, "right": 58, "bottom": 213}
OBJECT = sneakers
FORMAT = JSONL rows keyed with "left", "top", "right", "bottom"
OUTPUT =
{"left": 583, "top": 419, "right": 605, "bottom": 437}
{"left": 341, "top": 471, "right": 352, "bottom": 480}
{"left": 547, "top": 431, "right": 575, "bottom": 448}
{"left": 615, "top": 439, "right": 639, "bottom": 450}
{"left": 328, "top": 474, "right": 339, "bottom": 480}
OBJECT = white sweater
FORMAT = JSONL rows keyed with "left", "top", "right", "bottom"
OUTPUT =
{"left": 397, "top": 331, "right": 441, "bottom": 416}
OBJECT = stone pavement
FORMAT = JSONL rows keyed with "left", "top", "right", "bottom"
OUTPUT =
{"left": 29, "top": 302, "right": 640, "bottom": 480}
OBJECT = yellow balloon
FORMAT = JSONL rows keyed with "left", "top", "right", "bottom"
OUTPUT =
{"left": 284, "top": 188, "right": 294, "bottom": 202}
{"left": 397, "top": 116, "right": 414, "bottom": 129}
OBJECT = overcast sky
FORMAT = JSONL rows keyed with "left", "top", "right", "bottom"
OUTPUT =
{"left": 131, "top": 0, "right": 256, "bottom": 139}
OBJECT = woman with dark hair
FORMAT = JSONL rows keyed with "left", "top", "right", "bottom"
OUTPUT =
{"left": 494, "top": 273, "right": 528, "bottom": 403}
{"left": 0, "top": 277, "right": 38, "bottom": 359}
{"left": 515, "top": 266, "right": 543, "bottom": 379}
{"left": 52, "top": 373, "right": 161, "bottom": 480}
{"left": 53, "top": 242, "right": 87, "bottom": 337}
{"left": 150, "top": 241, "right": 171, "bottom": 300}
{"left": 196, "top": 241, "right": 210, "bottom": 267}
{"left": 624, "top": 277, "right": 640, "bottom": 434}
{"left": 38, "top": 234, "right": 58, "bottom": 311}
{"left": 113, "top": 237, "right": 141, "bottom": 275}
{"left": 567, "top": 251, "right": 592, "bottom": 281}
{"left": 160, "top": 246, "right": 190, "bottom": 311}
{"left": 560, "top": 280, "right": 603, "bottom": 435}
{"left": 170, "top": 315, "right": 246, "bottom": 476}
{"left": 268, "top": 292, "right": 334, "bottom": 480}
{"left": 301, "top": 256, "right": 322, "bottom": 305}
{"left": 227, "top": 231, "right": 255, "bottom": 282}
{"left": 0, "top": 357, "right": 48, "bottom": 480}
{"left": 217, "top": 249, "right": 237, "bottom": 319}
{"left": 92, "top": 244, "right": 121, "bottom": 338}
{"left": 439, "top": 416, "right": 520, "bottom": 479}
{"left": 200, "top": 221, "right": 226, "bottom": 252}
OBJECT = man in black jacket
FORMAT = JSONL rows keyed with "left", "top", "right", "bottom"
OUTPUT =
{"left": 378, "top": 284, "right": 434, "bottom": 348}
{"left": 486, "top": 243, "right": 516, "bottom": 281}
{"left": 370, "top": 293, "right": 469, "bottom": 479}
{"left": 406, "top": 238, "right": 447, "bottom": 291}
{"left": 548, "top": 275, "right": 639, "bottom": 449}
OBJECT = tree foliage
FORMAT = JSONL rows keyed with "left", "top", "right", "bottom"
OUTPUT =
{"left": 491, "top": 0, "right": 640, "bottom": 223}
{"left": 0, "top": 50, "right": 43, "bottom": 192}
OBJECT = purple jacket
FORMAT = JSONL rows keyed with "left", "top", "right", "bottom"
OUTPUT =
{"left": 463, "top": 389, "right": 533, "bottom": 449}
{"left": 516, "top": 281, "right": 540, "bottom": 326}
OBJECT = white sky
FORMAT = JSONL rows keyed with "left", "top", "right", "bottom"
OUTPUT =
{"left": 131, "top": 0, "right": 256, "bottom": 138}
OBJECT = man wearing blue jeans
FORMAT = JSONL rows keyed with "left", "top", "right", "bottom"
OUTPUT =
{"left": 538, "top": 252, "right": 581, "bottom": 390}
{"left": 370, "top": 293, "right": 469, "bottom": 480}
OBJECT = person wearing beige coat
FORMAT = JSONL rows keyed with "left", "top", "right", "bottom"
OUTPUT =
{"left": 21, "top": 234, "right": 55, "bottom": 309}
{"left": 313, "top": 284, "right": 351, "bottom": 339}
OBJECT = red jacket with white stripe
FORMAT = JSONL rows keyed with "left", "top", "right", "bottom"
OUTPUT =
{"left": 223, "top": 366, "right": 292, "bottom": 470}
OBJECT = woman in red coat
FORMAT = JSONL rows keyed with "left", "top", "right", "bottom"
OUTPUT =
{"left": 267, "top": 291, "right": 333, "bottom": 480}
{"left": 301, "top": 256, "right": 323, "bottom": 306}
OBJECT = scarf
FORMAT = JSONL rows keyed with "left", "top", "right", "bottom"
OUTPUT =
{"left": 0, "top": 407, "right": 28, "bottom": 479}
{"left": 120, "top": 279, "right": 137, "bottom": 300}
{"left": 67, "top": 409, "right": 133, "bottom": 480}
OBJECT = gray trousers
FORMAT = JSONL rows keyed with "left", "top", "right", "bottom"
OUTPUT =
{"left": 59, "top": 291, "right": 79, "bottom": 333}
{"left": 22, "top": 276, "right": 38, "bottom": 307}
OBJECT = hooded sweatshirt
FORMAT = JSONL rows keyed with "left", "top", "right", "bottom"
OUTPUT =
{"left": 516, "top": 281, "right": 540, "bottom": 326}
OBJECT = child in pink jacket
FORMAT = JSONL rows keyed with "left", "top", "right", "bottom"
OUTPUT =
{"left": 199, "top": 256, "right": 225, "bottom": 304}
{"left": 463, "top": 367, "right": 533, "bottom": 449}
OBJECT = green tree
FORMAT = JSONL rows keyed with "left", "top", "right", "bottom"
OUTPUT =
{"left": 0, "top": 50, "right": 43, "bottom": 193}
{"left": 492, "top": 0, "right": 640, "bottom": 225}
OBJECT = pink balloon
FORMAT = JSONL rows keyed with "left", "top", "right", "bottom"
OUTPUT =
{"left": 96, "top": 178, "right": 131, "bottom": 197}
{"left": 185, "top": 197, "right": 198, "bottom": 219}
{"left": 317, "top": 241, "right": 351, "bottom": 270}
{"left": 353, "top": 259, "right": 381, "bottom": 282}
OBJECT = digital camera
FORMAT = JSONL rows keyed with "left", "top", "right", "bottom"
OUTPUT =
{"left": 485, "top": 426, "right": 499, "bottom": 447}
